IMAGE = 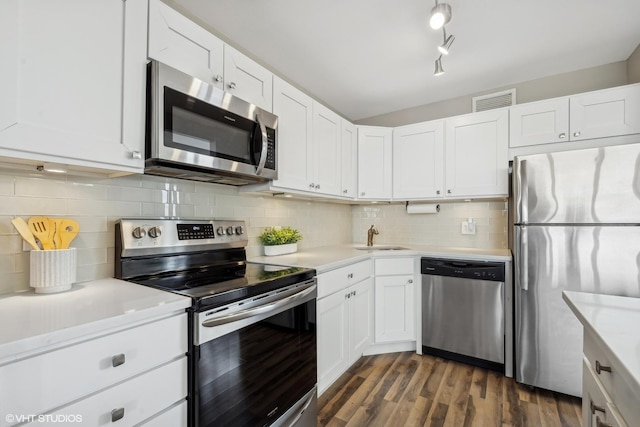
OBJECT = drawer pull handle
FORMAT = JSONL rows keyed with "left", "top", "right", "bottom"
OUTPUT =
{"left": 596, "top": 416, "right": 612, "bottom": 427}
{"left": 590, "top": 400, "right": 606, "bottom": 415}
{"left": 111, "top": 408, "right": 125, "bottom": 422}
{"left": 112, "top": 354, "right": 126, "bottom": 368}
{"left": 595, "top": 360, "right": 612, "bottom": 374}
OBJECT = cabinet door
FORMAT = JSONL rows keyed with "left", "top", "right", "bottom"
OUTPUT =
{"left": 374, "top": 275, "right": 415, "bottom": 343}
{"left": 348, "top": 278, "right": 373, "bottom": 365}
{"left": 570, "top": 84, "right": 640, "bottom": 141}
{"left": 317, "top": 290, "right": 349, "bottom": 394}
{"left": 272, "top": 77, "right": 313, "bottom": 191}
{"left": 393, "top": 120, "right": 444, "bottom": 199}
{"left": 147, "top": 0, "right": 224, "bottom": 89}
{"left": 341, "top": 120, "right": 357, "bottom": 198}
{"left": 357, "top": 126, "right": 393, "bottom": 200}
{"left": 509, "top": 98, "right": 570, "bottom": 147}
{"left": 223, "top": 46, "right": 273, "bottom": 112}
{"left": 0, "top": 0, "right": 146, "bottom": 175}
{"left": 312, "top": 102, "right": 342, "bottom": 196}
{"left": 445, "top": 109, "right": 508, "bottom": 198}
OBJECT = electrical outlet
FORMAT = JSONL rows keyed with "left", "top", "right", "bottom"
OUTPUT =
{"left": 461, "top": 218, "right": 476, "bottom": 235}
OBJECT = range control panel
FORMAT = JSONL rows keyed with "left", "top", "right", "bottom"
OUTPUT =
{"left": 117, "top": 218, "right": 247, "bottom": 257}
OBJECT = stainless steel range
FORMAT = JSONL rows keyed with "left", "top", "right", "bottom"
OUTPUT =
{"left": 115, "top": 218, "right": 317, "bottom": 427}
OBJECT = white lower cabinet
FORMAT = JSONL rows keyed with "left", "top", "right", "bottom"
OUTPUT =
{"left": 317, "top": 261, "right": 373, "bottom": 395}
{"left": 581, "top": 331, "right": 637, "bottom": 427}
{"left": 373, "top": 258, "right": 416, "bottom": 343}
{"left": 0, "top": 313, "right": 188, "bottom": 427}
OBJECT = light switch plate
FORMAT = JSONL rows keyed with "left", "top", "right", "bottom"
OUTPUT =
{"left": 461, "top": 218, "right": 476, "bottom": 235}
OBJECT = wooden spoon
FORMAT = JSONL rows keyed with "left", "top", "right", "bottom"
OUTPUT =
{"left": 51, "top": 218, "right": 63, "bottom": 249}
{"left": 11, "top": 217, "right": 40, "bottom": 250}
{"left": 28, "top": 216, "right": 55, "bottom": 250}
{"left": 58, "top": 219, "right": 80, "bottom": 249}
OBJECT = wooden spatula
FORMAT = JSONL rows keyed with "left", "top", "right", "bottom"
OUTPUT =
{"left": 11, "top": 217, "right": 40, "bottom": 250}
{"left": 28, "top": 216, "right": 55, "bottom": 250}
{"left": 58, "top": 219, "right": 80, "bottom": 249}
{"left": 51, "top": 218, "right": 63, "bottom": 250}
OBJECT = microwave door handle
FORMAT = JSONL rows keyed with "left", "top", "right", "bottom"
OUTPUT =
{"left": 254, "top": 113, "right": 269, "bottom": 176}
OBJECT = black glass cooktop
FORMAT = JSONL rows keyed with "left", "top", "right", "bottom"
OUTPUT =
{"left": 130, "top": 262, "right": 316, "bottom": 311}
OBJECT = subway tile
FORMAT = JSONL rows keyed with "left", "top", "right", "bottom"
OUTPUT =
{"left": 0, "top": 175, "right": 15, "bottom": 196}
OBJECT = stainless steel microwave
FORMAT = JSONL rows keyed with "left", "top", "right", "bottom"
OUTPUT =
{"left": 145, "top": 60, "right": 277, "bottom": 185}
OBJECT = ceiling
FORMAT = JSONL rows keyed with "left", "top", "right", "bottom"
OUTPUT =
{"left": 174, "top": 0, "right": 640, "bottom": 121}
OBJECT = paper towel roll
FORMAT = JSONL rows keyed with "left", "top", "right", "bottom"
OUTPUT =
{"left": 406, "top": 203, "right": 440, "bottom": 214}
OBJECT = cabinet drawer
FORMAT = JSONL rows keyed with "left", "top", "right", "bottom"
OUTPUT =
{"left": 44, "top": 358, "right": 188, "bottom": 427}
{"left": 0, "top": 313, "right": 188, "bottom": 424}
{"left": 584, "top": 332, "right": 638, "bottom": 424}
{"left": 374, "top": 257, "right": 414, "bottom": 275}
{"left": 138, "top": 398, "right": 187, "bottom": 426}
{"left": 317, "top": 260, "right": 372, "bottom": 299}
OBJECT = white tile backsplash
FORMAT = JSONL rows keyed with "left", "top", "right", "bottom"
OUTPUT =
{"left": 0, "top": 167, "right": 508, "bottom": 295}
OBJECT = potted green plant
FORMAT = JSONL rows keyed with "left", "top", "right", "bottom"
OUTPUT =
{"left": 258, "top": 226, "right": 302, "bottom": 256}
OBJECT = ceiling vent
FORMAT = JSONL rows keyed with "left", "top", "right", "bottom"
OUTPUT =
{"left": 472, "top": 89, "right": 516, "bottom": 112}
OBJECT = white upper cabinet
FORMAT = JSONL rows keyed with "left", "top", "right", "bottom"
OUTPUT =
{"left": 445, "top": 109, "right": 509, "bottom": 198}
{"left": 272, "top": 77, "right": 313, "bottom": 192}
{"left": 393, "top": 120, "right": 445, "bottom": 199}
{"left": 341, "top": 120, "right": 358, "bottom": 198}
{"left": 357, "top": 126, "right": 393, "bottom": 200}
{"left": 509, "top": 98, "right": 570, "bottom": 147}
{"left": 0, "top": 0, "right": 147, "bottom": 175}
{"left": 148, "top": 0, "right": 224, "bottom": 89}
{"left": 570, "top": 84, "right": 640, "bottom": 141}
{"left": 223, "top": 46, "right": 273, "bottom": 112}
{"left": 148, "top": 0, "right": 273, "bottom": 111}
{"left": 312, "top": 102, "right": 342, "bottom": 196}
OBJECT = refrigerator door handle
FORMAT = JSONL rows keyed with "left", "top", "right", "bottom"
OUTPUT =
{"left": 514, "top": 159, "right": 528, "bottom": 224}
{"left": 515, "top": 226, "right": 529, "bottom": 291}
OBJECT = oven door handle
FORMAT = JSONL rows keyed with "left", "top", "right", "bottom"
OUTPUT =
{"left": 254, "top": 112, "right": 269, "bottom": 176}
{"left": 202, "top": 283, "right": 316, "bottom": 328}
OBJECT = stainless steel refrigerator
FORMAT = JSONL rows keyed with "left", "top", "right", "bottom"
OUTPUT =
{"left": 512, "top": 143, "right": 640, "bottom": 397}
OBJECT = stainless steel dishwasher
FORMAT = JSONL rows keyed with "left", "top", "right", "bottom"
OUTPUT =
{"left": 421, "top": 257, "right": 506, "bottom": 372}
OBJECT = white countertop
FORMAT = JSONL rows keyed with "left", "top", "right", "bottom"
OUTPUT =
{"left": 562, "top": 291, "right": 640, "bottom": 398}
{"left": 249, "top": 243, "right": 511, "bottom": 274}
{"left": 0, "top": 278, "right": 191, "bottom": 363}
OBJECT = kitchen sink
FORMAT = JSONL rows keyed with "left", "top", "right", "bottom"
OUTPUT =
{"left": 354, "top": 245, "right": 409, "bottom": 251}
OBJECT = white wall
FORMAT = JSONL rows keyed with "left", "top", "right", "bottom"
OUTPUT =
{"left": 628, "top": 44, "right": 640, "bottom": 84}
{"left": 0, "top": 169, "right": 352, "bottom": 294}
{"left": 351, "top": 201, "right": 508, "bottom": 249}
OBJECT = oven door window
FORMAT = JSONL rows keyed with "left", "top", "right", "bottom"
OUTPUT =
{"left": 196, "top": 299, "right": 316, "bottom": 426}
{"left": 163, "top": 87, "right": 262, "bottom": 166}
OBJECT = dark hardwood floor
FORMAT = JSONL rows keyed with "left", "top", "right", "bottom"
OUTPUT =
{"left": 318, "top": 352, "right": 582, "bottom": 427}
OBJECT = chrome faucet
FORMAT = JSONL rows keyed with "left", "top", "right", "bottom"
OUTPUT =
{"left": 367, "top": 225, "right": 379, "bottom": 246}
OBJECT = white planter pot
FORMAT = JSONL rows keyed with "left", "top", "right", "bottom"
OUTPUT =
{"left": 263, "top": 243, "right": 297, "bottom": 256}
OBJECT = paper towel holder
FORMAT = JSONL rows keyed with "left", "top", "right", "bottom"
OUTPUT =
{"left": 405, "top": 201, "right": 440, "bottom": 213}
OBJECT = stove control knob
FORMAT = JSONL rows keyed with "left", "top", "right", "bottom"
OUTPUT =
{"left": 226, "top": 226, "right": 235, "bottom": 236}
{"left": 216, "top": 226, "right": 225, "bottom": 236}
{"left": 235, "top": 226, "right": 244, "bottom": 235}
{"left": 148, "top": 226, "right": 162, "bottom": 238}
{"left": 132, "top": 227, "right": 146, "bottom": 239}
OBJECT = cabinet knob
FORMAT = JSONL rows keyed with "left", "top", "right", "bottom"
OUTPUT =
{"left": 590, "top": 400, "right": 606, "bottom": 415}
{"left": 346, "top": 293, "right": 351, "bottom": 299}
{"left": 447, "top": 189, "right": 452, "bottom": 194}
{"left": 595, "top": 360, "right": 612, "bottom": 374}
{"left": 558, "top": 133, "right": 566, "bottom": 139}
{"left": 352, "top": 290, "right": 356, "bottom": 296}
{"left": 343, "top": 189, "right": 348, "bottom": 194}
{"left": 347, "top": 273, "right": 353, "bottom": 279}
{"left": 111, "top": 353, "right": 126, "bottom": 368}
{"left": 111, "top": 408, "right": 125, "bottom": 422}
{"left": 436, "top": 190, "right": 441, "bottom": 195}
{"left": 131, "top": 150, "right": 142, "bottom": 160}
{"left": 408, "top": 279, "right": 413, "bottom": 284}
{"left": 228, "top": 82, "right": 237, "bottom": 90}
{"left": 214, "top": 75, "right": 223, "bottom": 82}
{"left": 573, "top": 131, "right": 581, "bottom": 137}
{"left": 315, "top": 184, "right": 320, "bottom": 189}
{"left": 596, "top": 416, "right": 612, "bottom": 427}
{"left": 309, "top": 183, "right": 315, "bottom": 189}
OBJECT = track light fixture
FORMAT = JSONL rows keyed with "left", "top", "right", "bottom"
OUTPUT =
{"left": 429, "top": 1, "right": 452, "bottom": 30}
{"left": 429, "top": 0, "right": 454, "bottom": 76}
